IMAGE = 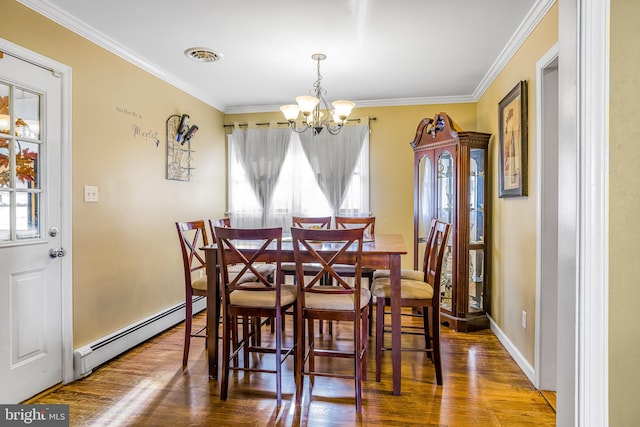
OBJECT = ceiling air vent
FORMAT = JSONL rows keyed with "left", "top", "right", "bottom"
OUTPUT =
{"left": 184, "top": 48, "right": 223, "bottom": 63}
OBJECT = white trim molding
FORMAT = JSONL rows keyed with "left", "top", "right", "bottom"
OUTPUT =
{"left": 473, "top": 0, "right": 557, "bottom": 99}
{"left": 557, "top": 0, "right": 609, "bottom": 424}
{"left": 488, "top": 316, "right": 536, "bottom": 385}
{"left": 577, "top": 0, "right": 609, "bottom": 425}
{"left": 16, "top": 0, "right": 225, "bottom": 112}
{"left": 0, "top": 37, "right": 74, "bottom": 385}
{"left": 17, "top": 0, "right": 556, "bottom": 113}
{"left": 534, "top": 41, "right": 560, "bottom": 391}
{"left": 74, "top": 298, "right": 206, "bottom": 379}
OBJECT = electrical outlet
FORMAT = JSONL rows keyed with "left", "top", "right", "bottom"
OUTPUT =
{"left": 521, "top": 310, "right": 527, "bottom": 329}
{"left": 84, "top": 185, "right": 99, "bottom": 203}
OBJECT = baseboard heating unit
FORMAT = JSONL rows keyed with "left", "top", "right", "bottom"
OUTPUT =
{"left": 73, "top": 296, "right": 206, "bottom": 379}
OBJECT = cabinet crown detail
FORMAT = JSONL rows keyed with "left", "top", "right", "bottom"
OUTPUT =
{"left": 410, "top": 112, "right": 491, "bottom": 149}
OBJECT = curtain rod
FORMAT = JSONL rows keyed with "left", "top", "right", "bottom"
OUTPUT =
{"left": 0, "top": 51, "right": 62, "bottom": 77}
{"left": 223, "top": 117, "right": 377, "bottom": 129}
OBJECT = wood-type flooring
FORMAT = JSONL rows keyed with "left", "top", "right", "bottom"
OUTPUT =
{"left": 29, "top": 311, "right": 556, "bottom": 426}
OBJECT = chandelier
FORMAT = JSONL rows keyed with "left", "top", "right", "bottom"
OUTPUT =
{"left": 280, "top": 53, "right": 355, "bottom": 135}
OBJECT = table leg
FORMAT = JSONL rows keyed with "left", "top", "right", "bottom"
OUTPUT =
{"left": 206, "top": 249, "right": 220, "bottom": 380}
{"left": 390, "top": 254, "right": 402, "bottom": 395}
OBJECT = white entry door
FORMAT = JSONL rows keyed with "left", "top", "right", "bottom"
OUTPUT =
{"left": 0, "top": 52, "right": 64, "bottom": 403}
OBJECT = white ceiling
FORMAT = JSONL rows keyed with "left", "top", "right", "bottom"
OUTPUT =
{"left": 19, "top": 0, "right": 550, "bottom": 114}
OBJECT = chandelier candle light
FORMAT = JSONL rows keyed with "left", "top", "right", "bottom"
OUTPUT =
{"left": 280, "top": 53, "right": 355, "bottom": 135}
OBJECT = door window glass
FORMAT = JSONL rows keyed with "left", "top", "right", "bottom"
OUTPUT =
{"left": 0, "top": 82, "right": 42, "bottom": 242}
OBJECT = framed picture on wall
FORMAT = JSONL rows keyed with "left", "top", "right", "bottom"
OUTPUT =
{"left": 498, "top": 80, "right": 528, "bottom": 197}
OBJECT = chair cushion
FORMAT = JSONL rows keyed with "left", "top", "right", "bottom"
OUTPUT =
{"left": 229, "top": 284, "right": 297, "bottom": 308}
{"left": 192, "top": 263, "right": 278, "bottom": 292}
{"left": 372, "top": 269, "right": 424, "bottom": 281}
{"left": 371, "top": 277, "right": 434, "bottom": 300}
{"left": 303, "top": 287, "right": 371, "bottom": 310}
{"left": 192, "top": 276, "right": 208, "bottom": 291}
{"left": 229, "top": 263, "right": 276, "bottom": 282}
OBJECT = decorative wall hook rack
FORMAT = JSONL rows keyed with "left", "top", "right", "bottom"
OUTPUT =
{"left": 166, "top": 114, "right": 197, "bottom": 181}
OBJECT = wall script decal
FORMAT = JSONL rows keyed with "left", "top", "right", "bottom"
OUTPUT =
{"left": 116, "top": 105, "right": 160, "bottom": 146}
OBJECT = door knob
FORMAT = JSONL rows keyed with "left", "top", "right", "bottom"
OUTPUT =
{"left": 49, "top": 248, "right": 66, "bottom": 258}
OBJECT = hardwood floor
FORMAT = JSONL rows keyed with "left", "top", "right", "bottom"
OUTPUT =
{"left": 30, "top": 311, "right": 556, "bottom": 426}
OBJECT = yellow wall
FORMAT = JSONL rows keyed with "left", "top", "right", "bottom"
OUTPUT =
{"left": 609, "top": 1, "right": 640, "bottom": 424}
{"left": 226, "top": 104, "right": 477, "bottom": 270}
{"left": 476, "top": 3, "right": 558, "bottom": 363}
{"left": 3, "top": 2, "right": 227, "bottom": 347}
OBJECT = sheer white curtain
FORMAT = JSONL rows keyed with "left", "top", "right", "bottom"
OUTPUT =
{"left": 228, "top": 125, "right": 370, "bottom": 230}
{"left": 298, "top": 124, "right": 369, "bottom": 216}
{"left": 228, "top": 127, "right": 290, "bottom": 227}
{"left": 267, "top": 135, "right": 332, "bottom": 229}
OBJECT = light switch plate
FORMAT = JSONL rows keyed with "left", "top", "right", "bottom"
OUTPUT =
{"left": 84, "top": 185, "right": 99, "bottom": 202}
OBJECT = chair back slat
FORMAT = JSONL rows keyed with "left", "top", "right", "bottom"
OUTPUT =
{"left": 292, "top": 216, "right": 332, "bottom": 229}
{"left": 335, "top": 216, "right": 375, "bottom": 239}
{"left": 420, "top": 219, "right": 438, "bottom": 281}
{"left": 424, "top": 220, "right": 452, "bottom": 306}
{"left": 176, "top": 220, "right": 209, "bottom": 276}
{"left": 214, "top": 226, "right": 282, "bottom": 294}
{"left": 208, "top": 217, "right": 231, "bottom": 240}
{"left": 291, "top": 227, "right": 364, "bottom": 309}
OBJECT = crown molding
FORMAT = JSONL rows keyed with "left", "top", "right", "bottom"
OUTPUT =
{"left": 16, "top": 0, "right": 226, "bottom": 112}
{"left": 472, "top": 0, "right": 557, "bottom": 100}
{"left": 18, "top": 0, "right": 556, "bottom": 113}
{"left": 225, "top": 95, "right": 476, "bottom": 115}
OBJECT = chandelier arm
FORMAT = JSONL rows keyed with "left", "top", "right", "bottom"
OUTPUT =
{"left": 289, "top": 120, "right": 310, "bottom": 134}
{"left": 324, "top": 124, "right": 343, "bottom": 135}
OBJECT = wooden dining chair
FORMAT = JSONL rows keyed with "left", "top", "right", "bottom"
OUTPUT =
{"left": 214, "top": 226, "right": 297, "bottom": 406}
{"left": 281, "top": 216, "right": 334, "bottom": 333}
{"left": 371, "top": 219, "right": 438, "bottom": 347}
{"left": 334, "top": 215, "right": 375, "bottom": 238}
{"left": 372, "top": 218, "right": 437, "bottom": 282}
{"left": 280, "top": 216, "right": 332, "bottom": 282}
{"left": 209, "top": 217, "right": 277, "bottom": 282}
{"left": 175, "top": 220, "right": 210, "bottom": 368}
{"left": 291, "top": 226, "right": 370, "bottom": 413}
{"left": 333, "top": 216, "right": 376, "bottom": 334}
{"left": 208, "top": 216, "right": 231, "bottom": 237}
{"left": 371, "top": 219, "right": 451, "bottom": 385}
{"left": 209, "top": 216, "right": 279, "bottom": 341}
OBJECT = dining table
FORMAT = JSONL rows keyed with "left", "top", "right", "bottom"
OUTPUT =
{"left": 202, "top": 233, "right": 408, "bottom": 395}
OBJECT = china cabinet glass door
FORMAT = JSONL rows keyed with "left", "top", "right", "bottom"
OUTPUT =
{"left": 417, "top": 155, "right": 434, "bottom": 269}
{"left": 469, "top": 148, "right": 485, "bottom": 313}
{"left": 437, "top": 150, "right": 454, "bottom": 312}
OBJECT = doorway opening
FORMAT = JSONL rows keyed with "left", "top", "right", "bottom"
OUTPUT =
{"left": 535, "top": 44, "right": 559, "bottom": 395}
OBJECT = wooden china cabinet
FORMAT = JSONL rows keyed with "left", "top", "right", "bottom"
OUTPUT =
{"left": 411, "top": 113, "right": 492, "bottom": 332}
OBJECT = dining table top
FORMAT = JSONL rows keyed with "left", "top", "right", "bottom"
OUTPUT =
{"left": 203, "top": 233, "right": 407, "bottom": 263}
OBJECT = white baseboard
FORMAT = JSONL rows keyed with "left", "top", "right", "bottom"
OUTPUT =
{"left": 487, "top": 315, "right": 536, "bottom": 386}
{"left": 73, "top": 297, "right": 206, "bottom": 379}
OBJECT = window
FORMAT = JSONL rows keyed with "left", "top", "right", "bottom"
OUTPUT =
{"left": 228, "top": 129, "right": 369, "bottom": 229}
